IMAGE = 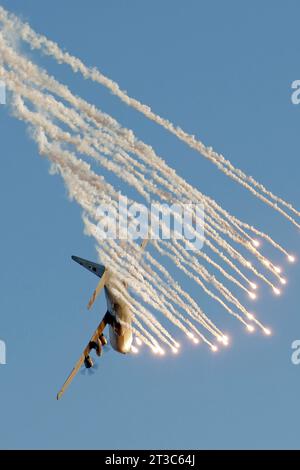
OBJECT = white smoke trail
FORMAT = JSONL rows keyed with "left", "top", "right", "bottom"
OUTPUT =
{"left": 0, "top": 6, "right": 298, "bottom": 226}
{"left": 0, "top": 9, "right": 295, "bottom": 353}
{"left": 0, "top": 34, "right": 291, "bottom": 276}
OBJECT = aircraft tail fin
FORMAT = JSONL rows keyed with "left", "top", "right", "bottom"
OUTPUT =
{"left": 71, "top": 256, "right": 106, "bottom": 279}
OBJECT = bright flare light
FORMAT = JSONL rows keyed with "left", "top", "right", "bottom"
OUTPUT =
{"left": 247, "top": 313, "right": 255, "bottom": 321}
{"left": 249, "top": 292, "right": 257, "bottom": 300}
{"left": 250, "top": 282, "right": 258, "bottom": 290}
{"left": 172, "top": 347, "right": 179, "bottom": 354}
{"left": 187, "top": 332, "right": 194, "bottom": 339}
{"left": 288, "top": 255, "right": 296, "bottom": 263}
{"left": 193, "top": 337, "right": 200, "bottom": 344}
{"left": 280, "top": 277, "right": 287, "bottom": 285}
{"left": 131, "top": 345, "right": 139, "bottom": 354}
{"left": 135, "top": 337, "right": 142, "bottom": 346}
{"left": 252, "top": 239, "right": 260, "bottom": 248}
{"left": 273, "top": 287, "right": 281, "bottom": 296}
{"left": 274, "top": 266, "right": 282, "bottom": 274}
{"left": 246, "top": 324, "right": 255, "bottom": 333}
{"left": 218, "top": 335, "right": 229, "bottom": 346}
{"left": 211, "top": 345, "right": 218, "bottom": 352}
{"left": 263, "top": 328, "right": 272, "bottom": 336}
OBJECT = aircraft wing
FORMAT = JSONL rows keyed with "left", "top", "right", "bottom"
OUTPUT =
{"left": 56, "top": 313, "right": 109, "bottom": 400}
{"left": 87, "top": 269, "right": 108, "bottom": 310}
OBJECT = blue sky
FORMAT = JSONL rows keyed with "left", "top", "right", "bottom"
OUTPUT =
{"left": 0, "top": 0, "right": 300, "bottom": 449}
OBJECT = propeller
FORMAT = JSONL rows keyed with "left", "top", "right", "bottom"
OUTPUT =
{"left": 80, "top": 362, "right": 99, "bottom": 376}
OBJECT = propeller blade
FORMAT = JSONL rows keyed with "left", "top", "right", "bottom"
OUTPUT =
{"left": 80, "top": 362, "right": 99, "bottom": 375}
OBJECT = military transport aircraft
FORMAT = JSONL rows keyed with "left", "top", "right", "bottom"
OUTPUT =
{"left": 57, "top": 240, "right": 148, "bottom": 400}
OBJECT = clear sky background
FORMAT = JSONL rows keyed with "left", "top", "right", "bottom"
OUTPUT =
{"left": 0, "top": 0, "right": 300, "bottom": 450}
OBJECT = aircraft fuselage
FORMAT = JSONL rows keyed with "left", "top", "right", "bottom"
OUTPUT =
{"left": 104, "top": 285, "right": 133, "bottom": 354}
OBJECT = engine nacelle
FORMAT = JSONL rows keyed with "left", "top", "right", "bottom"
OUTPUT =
{"left": 89, "top": 339, "right": 102, "bottom": 357}
{"left": 100, "top": 334, "right": 108, "bottom": 346}
{"left": 84, "top": 355, "right": 94, "bottom": 369}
